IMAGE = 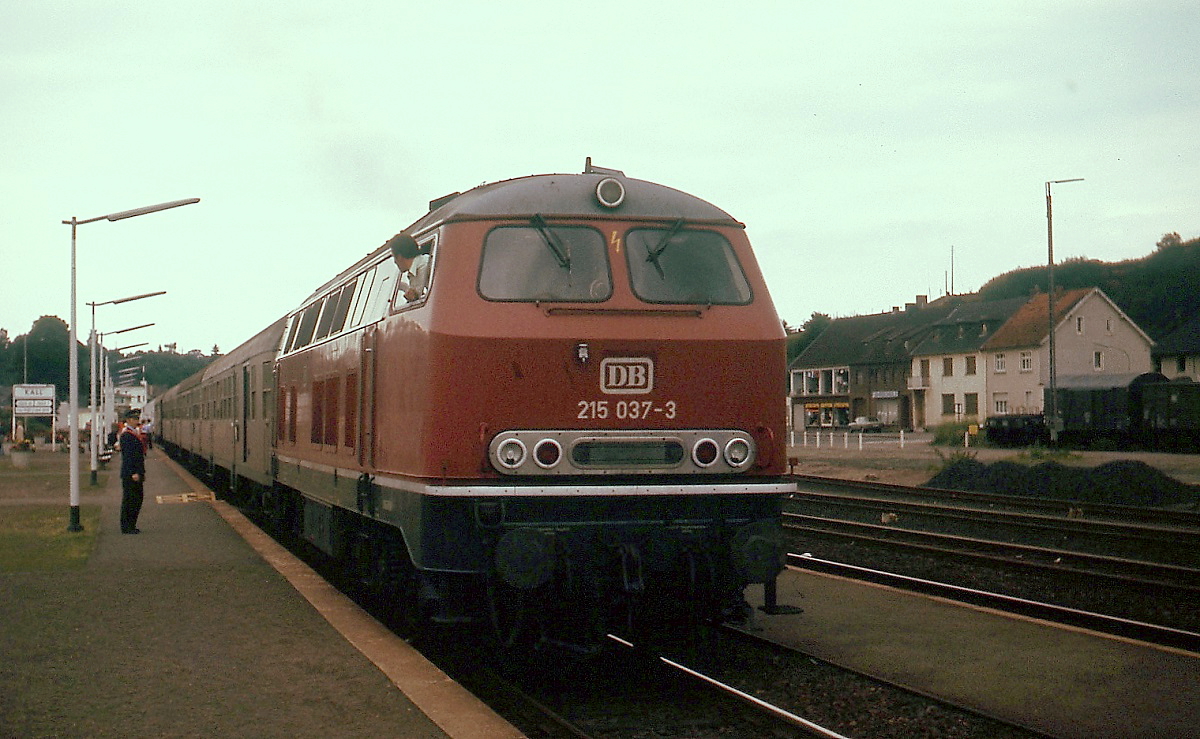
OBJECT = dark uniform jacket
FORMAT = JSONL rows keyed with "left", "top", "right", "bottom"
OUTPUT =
{"left": 119, "top": 426, "right": 146, "bottom": 479}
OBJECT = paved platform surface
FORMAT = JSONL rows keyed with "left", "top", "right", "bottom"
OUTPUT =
{"left": 0, "top": 450, "right": 522, "bottom": 738}
{"left": 746, "top": 566, "right": 1200, "bottom": 738}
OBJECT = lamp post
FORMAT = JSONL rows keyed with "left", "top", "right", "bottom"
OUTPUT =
{"left": 63, "top": 198, "right": 198, "bottom": 532}
{"left": 1045, "top": 178, "right": 1083, "bottom": 444}
{"left": 89, "top": 320, "right": 156, "bottom": 485}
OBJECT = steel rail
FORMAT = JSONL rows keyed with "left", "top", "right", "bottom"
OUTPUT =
{"left": 791, "top": 473, "right": 1200, "bottom": 529}
{"left": 605, "top": 633, "right": 850, "bottom": 738}
{"left": 784, "top": 512, "right": 1200, "bottom": 592}
{"left": 789, "top": 553, "right": 1200, "bottom": 653}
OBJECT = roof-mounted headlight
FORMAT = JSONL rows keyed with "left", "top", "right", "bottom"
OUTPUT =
{"left": 595, "top": 177, "right": 625, "bottom": 208}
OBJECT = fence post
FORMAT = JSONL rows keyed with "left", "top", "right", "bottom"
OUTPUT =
{"left": 900, "top": 429, "right": 905, "bottom": 448}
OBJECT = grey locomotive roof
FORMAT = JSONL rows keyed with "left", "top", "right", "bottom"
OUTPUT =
{"left": 301, "top": 168, "right": 742, "bottom": 305}
{"left": 406, "top": 171, "right": 741, "bottom": 236}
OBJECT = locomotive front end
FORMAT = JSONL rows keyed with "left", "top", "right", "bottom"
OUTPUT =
{"left": 404, "top": 167, "right": 795, "bottom": 644}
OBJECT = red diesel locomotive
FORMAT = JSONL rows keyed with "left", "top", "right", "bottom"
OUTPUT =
{"left": 157, "top": 161, "right": 793, "bottom": 647}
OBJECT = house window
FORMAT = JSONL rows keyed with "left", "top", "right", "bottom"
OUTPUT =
{"left": 919, "top": 358, "right": 930, "bottom": 381}
{"left": 964, "top": 393, "right": 979, "bottom": 415}
{"left": 995, "top": 353, "right": 1006, "bottom": 372}
{"left": 1179, "top": 356, "right": 1188, "bottom": 374}
{"left": 1106, "top": 318, "right": 1113, "bottom": 334}
{"left": 1093, "top": 351, "right": 1103, "bottom": 370}
{"left": 833, "top": 368, "right": 849, "bottom": 393}
{"left": 1020, "top": 351, "right": 1032, "bottom": 372}
{"left": 965, "top": 356, "right": 977, "bottom": 376}
{"left": 942, "top": 393, "right": 956, "bottom": 415}
{"left": 994, "top": 392, "right": 1009, "bottom": 414}
{"left": 942, "top": 357, "right": 953, "bottom": 377}
{"left": 1076, "top": 316, "right": 1085, "bottom": 333}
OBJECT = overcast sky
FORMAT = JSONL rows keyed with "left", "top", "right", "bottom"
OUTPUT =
{"left": 2, "top": 1, "right": 1197, "bottom": 356}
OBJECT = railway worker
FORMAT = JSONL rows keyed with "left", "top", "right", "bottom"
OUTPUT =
{"left": 116, "top": 409, "right": 147, "bottom": 535}
{"left": 141, "top": 417, "right": 154, "bottom": 449}
{"left": 387, "top": 231, "right": 430, "bottom": 302}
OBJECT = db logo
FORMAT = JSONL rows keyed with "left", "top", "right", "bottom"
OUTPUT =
{"left": 600, "top": 358, "right": 654, "bottom": 395}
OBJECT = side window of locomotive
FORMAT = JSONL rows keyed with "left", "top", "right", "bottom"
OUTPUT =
{"left": 360, "top": 259, "right": 399, "bottom": 322}
{"left": 478, "top": 224, "right": 610, "bottom": 302}
{"left": 282, "top": 314, "right": 302, "bottom": 353}
{"left": 291, "top": 300, "right": 323, "bottom": 350}
{"left": 391, "top": 237, "right": 435, "bottom": 311}
{"left": 348, "top": 266, "right": 377, "bottom": 327}
{"left": 314, "top": 281, "right": 356, "bottom": 340}
{"left": 626, "top": 227, "right": 752, "bottom": 305}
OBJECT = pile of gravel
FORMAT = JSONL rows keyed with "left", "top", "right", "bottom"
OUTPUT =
{"left": 926, "top": 457, "right": 1200, "bottom": 507}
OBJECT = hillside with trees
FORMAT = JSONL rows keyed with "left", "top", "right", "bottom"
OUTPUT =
{"left": 976, "top": 233, "right": 1200, "bottom": 341}
{"left": 0, "top": 315, "right": 216, "bottom": 432}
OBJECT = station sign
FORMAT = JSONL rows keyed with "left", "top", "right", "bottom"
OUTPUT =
{"left": 12, "top": 384, "right": 56, "bottom": 417}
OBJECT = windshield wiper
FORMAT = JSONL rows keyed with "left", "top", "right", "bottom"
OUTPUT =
{"left": 531, "top": 214, "right": 571, "bottom": 271}
{"left": 645, "top": 218, "right": 684, "bottom": 279}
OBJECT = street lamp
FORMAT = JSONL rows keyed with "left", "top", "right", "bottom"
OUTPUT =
{"left": 89, "top": 319, "right": 157, "bottom": 485}
{"left": 63, "top": 198, "right": 198, "bottom": 532}
{"left": 1045, "top": 178, "right": 1083, "bottom": 444}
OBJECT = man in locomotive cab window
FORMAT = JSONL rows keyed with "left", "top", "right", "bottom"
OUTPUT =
{"left": 388, "top": 231, "right": 430, "bottom": 303}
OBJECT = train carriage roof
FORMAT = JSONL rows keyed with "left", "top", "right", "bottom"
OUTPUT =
{"left": 1055, "top": 372, "right": 1168, "bottom": 390}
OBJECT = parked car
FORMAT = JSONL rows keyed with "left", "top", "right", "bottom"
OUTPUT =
{"left": 848, "top": 416, "right": 883, "bottom": 432}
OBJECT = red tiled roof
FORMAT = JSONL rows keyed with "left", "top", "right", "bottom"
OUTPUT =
{"left": 981, "top": 288, "right": 1092, "bottom": 350}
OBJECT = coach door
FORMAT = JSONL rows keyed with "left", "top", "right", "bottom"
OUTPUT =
{"left": 241, "top": 365, "right": 251, "bottom": 464}
{"left": 359, "top": 325, "right": 378, "bottom": 468}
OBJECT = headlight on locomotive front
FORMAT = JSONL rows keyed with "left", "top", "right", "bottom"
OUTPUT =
{"left": 496, "top": 438, "right": 527, "bottom": 469}
{"left": 533, "top": 438, "right": 563, "bottom": 469}
{"left": 692, "top": 438, "right": 720, "bottom": 467}
{"left": 724, "top": 437, "right": 752, "bottom": 468}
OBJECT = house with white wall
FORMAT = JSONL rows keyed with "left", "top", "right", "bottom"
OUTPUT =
{"left": 981, "top": 287, "right": 1153, "bottom": 417}
{"left": 907, "top": 297, "right": 1027, "bottom": 430}
{"left": 1153, "top": 311, "right": 1200, "bottom": 381}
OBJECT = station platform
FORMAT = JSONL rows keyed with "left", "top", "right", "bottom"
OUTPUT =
{"left": 0, "top": 449, "right": 522, "bottom": 738}
{"left": 745, "top": 565, "right": 1200, "bottom": 738}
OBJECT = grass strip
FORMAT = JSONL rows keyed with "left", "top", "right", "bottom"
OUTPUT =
{"left": 0, "top": 505, "right": 101, "bottom": 572}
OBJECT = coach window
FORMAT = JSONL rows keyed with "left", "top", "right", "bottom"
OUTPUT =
{"left": 478, "top": 223, "right": 610, "bottom": 302}
{"left": 626, "top": 227, "right": 751, "bottom": 305}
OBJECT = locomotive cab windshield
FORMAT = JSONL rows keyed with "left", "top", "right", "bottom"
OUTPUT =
{"left": 478, "top": 219, "right": 752, "bottom": 305}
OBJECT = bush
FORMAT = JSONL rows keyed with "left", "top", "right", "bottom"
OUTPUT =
{"left": 931, "top": 421, "right": 981, "bottom": 446}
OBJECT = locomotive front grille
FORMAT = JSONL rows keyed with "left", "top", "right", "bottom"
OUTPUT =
{"left": 489, "top": 429, "right": 755, "bottom": 476}
{"left": 571, "top": 439, "right": 686, "bottom": 468}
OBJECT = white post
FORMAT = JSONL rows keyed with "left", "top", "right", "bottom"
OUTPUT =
{"left": 900, "top": 429, "right": 905, "bottom": 448}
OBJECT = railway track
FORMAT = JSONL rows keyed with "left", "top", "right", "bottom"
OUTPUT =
{"left": 785, "top": 476, "right": 1200, "bottom": 645}
{"left": 790, "top": 553, "right": 1200, "bottom": 653}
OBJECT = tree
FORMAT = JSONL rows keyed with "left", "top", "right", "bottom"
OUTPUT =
{"left": 1157, "top": 232, "right": 1183, "bottom": 250}
{"left": 786, "top": 312, "right": 831, "bottom": 364}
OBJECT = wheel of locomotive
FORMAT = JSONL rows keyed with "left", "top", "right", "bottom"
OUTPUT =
{"left": 486, "top": 577, "right": 536, "bottom": 653}
{"left": 258, "top": 485, "right": 296, "bottom": 536}
{"left": 357, "top": 524, "right": 422, "bottom": 637}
